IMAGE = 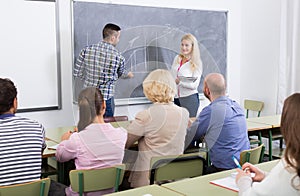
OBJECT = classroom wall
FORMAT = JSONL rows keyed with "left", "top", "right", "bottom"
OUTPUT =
{"left": 240, "top": 0, "right": 281, "bottom": 116}
{"left": 13, "top": 0, "right": 281, "bottom": 130}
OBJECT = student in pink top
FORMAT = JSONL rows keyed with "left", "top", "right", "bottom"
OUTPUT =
{"left": 56, "top": 87, "right": 127, "bottom": 196}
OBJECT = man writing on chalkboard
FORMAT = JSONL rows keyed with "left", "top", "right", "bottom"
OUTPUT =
{"left": 74, "top": 23, "right": 133, "bottom": 117}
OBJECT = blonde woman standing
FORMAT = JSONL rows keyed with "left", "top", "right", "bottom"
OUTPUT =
{"left": 171, "top": 33, "right": 203, "bottom": 117}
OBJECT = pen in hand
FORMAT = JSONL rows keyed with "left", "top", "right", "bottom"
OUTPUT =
{"left": 232, "top": 156, "right": 242, "bottom": 169}
{"left": 232, "top": 156, "right": 252, "bottom": 175}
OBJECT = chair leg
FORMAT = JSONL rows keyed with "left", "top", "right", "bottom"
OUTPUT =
{"left": 78, "top": 172, "right": 83, "bottom": 196}
{"left": 114, "top": 168, "right": 121, "bottom": 192}
{"left": 206, "top": 151, "right": 211, "bottom": 166}
{"left": 279, "top": 139, "right": 283, "bottom": 149}
{"left": 40, "top": 181, "right": 46, "bottom": 196}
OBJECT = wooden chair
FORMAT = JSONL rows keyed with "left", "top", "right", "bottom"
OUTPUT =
{"left": 244, "top": 99, "right": 264, "bottom": 118}
{"left": 262, "top": 127, "right": 284, "bottom": 160}
{"left": 0, "top": 178, "right": 50, "bottom": 196}
{"left": 69, "top": 164, "right": 125, "bottom": 196}
{"left": 104, "top": 115, "right": 128, "bottom": 123}
{"left": 240, "top": 144, "right": 265, "bottom": 165}
{"left": 244, "top": 99, "right": 264, "bottom": 145}
{"left": 150, "top": 153, "right": 206, "bottom": 185}
{"left": 184, "top": 138, "right": 211, "bottom": 167}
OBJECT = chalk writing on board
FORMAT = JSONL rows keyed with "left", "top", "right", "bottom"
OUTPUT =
{"left": 73, "top": 1, "right": 227, "bottom": 100}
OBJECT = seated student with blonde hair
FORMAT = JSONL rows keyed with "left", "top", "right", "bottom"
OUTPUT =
{"left": 236, "top": 93, "right": 300, "bottom": 195}
{"left": 125, "top": 69, "right": 190, "bottom": 188}
{"left": 56, "top": 87, "right": 127, "bottom": 196}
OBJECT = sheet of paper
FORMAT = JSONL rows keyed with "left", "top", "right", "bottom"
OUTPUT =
{"left": 210, "top": 175, "right": 239, "bottom": 192}
{"left": 178, "top": 76, "right": 198, "bottom": 82}
{"left": 48, "top": 144, "right": 59, "bottom": 150}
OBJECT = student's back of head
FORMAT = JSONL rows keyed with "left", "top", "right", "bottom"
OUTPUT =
{"left": 77, "top": 87, "right": 105, "bottom": 131}
{"left": 0, "top": 78, "right": 17, "bottom": 114}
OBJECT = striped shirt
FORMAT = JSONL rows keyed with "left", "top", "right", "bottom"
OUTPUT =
{"left": 74, "top": 41, "right": 126, "bottom": 100}
{"left": 0, "top": 114, "right": 46, "bottom": 186}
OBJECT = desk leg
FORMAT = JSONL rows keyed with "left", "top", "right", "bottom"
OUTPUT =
{"left": 268, "top": 130, "right": 273, "bottom": 161}
{"left": 258, "top": 132, "right": 262, "bottom": 145}
{"left": 57, "top": 161, "right": 65, "bottom": 184}
{"left": 41, "top": 157, "right": 58, "bottom": 178}
{"left": 41, "top": 158, "right": 48, "bottom": 178}
{"left": 57, "top": 160, "right": 75, "bottom": 186}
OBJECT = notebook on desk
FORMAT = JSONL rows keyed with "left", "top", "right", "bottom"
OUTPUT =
{"left": 210, "top": 175, "right": 239, "bottom": 192}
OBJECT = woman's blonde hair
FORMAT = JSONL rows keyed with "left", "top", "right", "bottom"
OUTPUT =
{"left": 143, "top": 69, "right": 176, "bottom": 103}
{"left": 179, "top": 33, "right": 202, "bottom": 72}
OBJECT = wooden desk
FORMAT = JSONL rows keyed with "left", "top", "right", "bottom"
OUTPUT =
{"left": 110, "top": 121, "right": 130, "bottom": 129}
{"left": 247, "top": 115, "right": 282, "bottom": 160}
{"left": 42, "top": 139, "right": 57, "bottom": 158}
{"left": 105, "top": 184, "right": 184, "bottom": 196}
{"left": 247, "top": 115, "right": 281, "bottom": 128}
{"left": 246, "top": 121, "right": 272, "bottom": 132}
{"left": 246, "top": 121, "right": 272, "bottom": 148}
{"left": 43, "top": 127, "right": 75, "bottom": 185}
{"left": 46, "top": 121, "right": 130, "bottom": 143}
{"left": 42, "top": 139, "right": 60, "bottom": 180}
{"left": 162, "top": 160, "right": 279, "bottom": 196}
{"left": 46, "top": 126, "right": 76, "bottom": 143}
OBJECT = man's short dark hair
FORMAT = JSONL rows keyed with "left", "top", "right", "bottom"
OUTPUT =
{"left": 102, "top": 23, "right": 121, "bottom": 39}
{"left": 0, "top": 78, "right": 17, "bottom": 114}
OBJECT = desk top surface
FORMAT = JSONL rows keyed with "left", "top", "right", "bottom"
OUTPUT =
{"left": 106, "top": 184, "right": 184, "bottom": 196}
{"left": 247, "top": 115, "right": 281, "bottom": 128}
{"left": 162, "top": 160, "right": 279, "bottom": 196}
{"left": 42, "top": 139, "right": 57, "bottom": 158}
{"left": 43, "top": 117, "right": 275, "bottom": 158}
{"left": 246, "top": 121, "right": 272, "bottom": 132}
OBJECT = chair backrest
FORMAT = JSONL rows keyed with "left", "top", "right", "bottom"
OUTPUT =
{"left": 69, "top": 164, "right": 125, "bottom": 196}
{"left": 240, "top": 144, "right": 265, "bottom": 165}
{"left": 244, "top": 99, "right": 264, "bottom": 118}
{"left": 0, "top": 178, "right": 50, "bottom": 196}
{"left": 104, "top": 116, "right": 128, "bottom": 123}
{"left": 150, "top": 153, "right": 206, "bottom": 185}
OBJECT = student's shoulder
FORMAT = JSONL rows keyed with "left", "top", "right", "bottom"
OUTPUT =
{"left": 14, "top": 116, "right": 45, "bottom": 129}
{"left": 81, "top": 42, "right": 103, "bottom": 50}
{"left": 199, "top": 104, "right": 212, "bottom": 116}
{"left": 131, "top": 108, "right": 152, "bottom": 126}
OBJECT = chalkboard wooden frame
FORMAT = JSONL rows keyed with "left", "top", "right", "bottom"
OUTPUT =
{"left": 72, "top": 1, "right": 227, "bottom": 103}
